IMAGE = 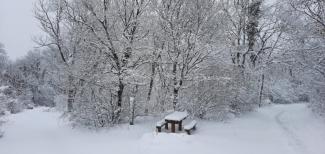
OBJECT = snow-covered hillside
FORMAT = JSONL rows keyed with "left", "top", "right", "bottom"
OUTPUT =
{"left": 0, "top": 103, "right": 324, "bottom": 154}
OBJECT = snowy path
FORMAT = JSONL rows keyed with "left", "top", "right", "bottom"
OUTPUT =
{"left": 275, "top": 111, "right": 307, "bottom": 154}
{"left": 0, "top": 104, "right": 325, "bottom": 154}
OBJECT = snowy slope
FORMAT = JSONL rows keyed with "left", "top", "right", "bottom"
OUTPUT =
{"left": 0, "top": 104, "right": 324, "bottom": 154}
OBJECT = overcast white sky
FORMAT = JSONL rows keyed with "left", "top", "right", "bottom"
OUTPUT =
{"left": 0, "top": 0, "right": 41, "bottom": 60}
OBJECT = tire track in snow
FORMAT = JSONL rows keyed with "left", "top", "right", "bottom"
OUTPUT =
{"left": 275, "top": 111, "right": 308, "bottom": 154}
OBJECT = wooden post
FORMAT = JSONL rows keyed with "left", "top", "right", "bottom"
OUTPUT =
{"left": 165, "top": 122, "right": 168, "bottom": 129}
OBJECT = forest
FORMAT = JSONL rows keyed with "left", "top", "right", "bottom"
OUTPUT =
{"left": 0, "top": 0, "right": 324, "bottom": 129}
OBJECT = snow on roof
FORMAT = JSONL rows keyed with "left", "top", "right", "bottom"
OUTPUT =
{"left": 164, "top": 111, "right": 188, "bottom": 121}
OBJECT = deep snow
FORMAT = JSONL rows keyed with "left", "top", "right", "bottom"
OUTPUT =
{"left": 0, "top": 104, "right": 324, "bottom": 154}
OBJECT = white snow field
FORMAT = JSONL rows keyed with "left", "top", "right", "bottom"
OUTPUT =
{"left": 0, "top": 103, "right": 325, "bottom": 154}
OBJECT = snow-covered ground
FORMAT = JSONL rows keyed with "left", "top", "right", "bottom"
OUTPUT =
{"left": 0, "top": 103, "right": 324, "bottom": 154}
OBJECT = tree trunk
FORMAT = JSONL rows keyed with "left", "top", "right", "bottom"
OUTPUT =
{"left": 172, "top": 87, "right": 179, "bottom": 110}
{"left": 172, "top": 62, "right": 178, "bottom": 110}
{"left": 117, "top": 78, "right": 124, "bottom": 107}
{"left": 129, "top": 97, "right": 135, "bottom": 125}
{"left": 259, "top": 74, "right": 264, "bottom": 107}
{"left": 67, "top": 75, "right": 75, "bottom": 112}
{"left": 114, "top": 76, "right": 124, "bottom": 123}
{"left": 146, "top": 62, "right": 156, "bottom": 114}
{"left": 129, "top": 84, "right": 139, "bottom": 125}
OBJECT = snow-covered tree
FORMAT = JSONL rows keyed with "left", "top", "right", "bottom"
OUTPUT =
{"left": 154, "top": 0, "right": 218, "bottom": 110}
{"left": 27, "top": 0, "right": 325, "bottom": 127}
{"left": 276, "top": 0, "right": 325, "bottom": 115}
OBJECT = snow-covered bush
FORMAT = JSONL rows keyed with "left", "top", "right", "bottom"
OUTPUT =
{"left": 54, "top": 94, "right": 68, "bottom": 112}
{"left": 307, "top": 77, "right": 325, "bottom": 117}
{"left": 178, "top": 60, "right": 259, "bottom": 120}
{"left": 7, "top": 100, "right": 22, "bottom": 114}
{"left": 0, "top": 86, "right": 17, "bottom": 114}
{"left": 32, "top": 85, "right": 55, "bottom": 107}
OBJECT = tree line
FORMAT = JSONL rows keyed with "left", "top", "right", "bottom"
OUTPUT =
{"left": 0, "top": 0, "right": 324, "bottom": 128}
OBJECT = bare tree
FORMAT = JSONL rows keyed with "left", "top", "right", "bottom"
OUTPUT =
{"left": 35, "top": 0, "right": 77, "bottom": 112}
{"left": 155, "top": 0, "right": 217, "bottom": 110}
